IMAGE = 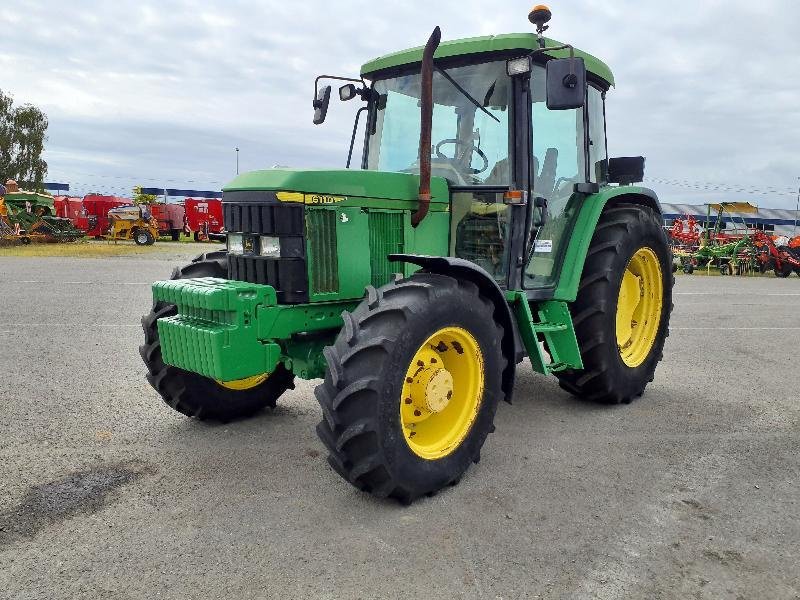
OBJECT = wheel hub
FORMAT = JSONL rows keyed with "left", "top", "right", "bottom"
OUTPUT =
{"left": 400, "top": 327, "right": 485, "bottom": 460}
{"left": 408, "top": 366, "right": 454, "bottom": 414}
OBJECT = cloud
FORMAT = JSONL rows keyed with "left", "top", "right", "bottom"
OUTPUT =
{"left": 1, "top": 0, "right": 798, "bottom": 208}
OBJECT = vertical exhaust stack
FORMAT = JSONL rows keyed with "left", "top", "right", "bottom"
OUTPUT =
{"left": 411, "top": 26, "right": 441, "bottom": 228}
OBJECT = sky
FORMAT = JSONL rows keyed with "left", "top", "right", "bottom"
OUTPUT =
{"left": 1, "top": 0, "right": 799, "bottom": 209}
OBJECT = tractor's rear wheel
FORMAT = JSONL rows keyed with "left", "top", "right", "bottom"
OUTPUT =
{"left": 556, "top": 204, "right": 673, "bottom": 404}
{"left": 140, "top": 251, "right": 295, "bottom": 421}
{"left": 315, "top": 273, "right": 505, "bottom": 503}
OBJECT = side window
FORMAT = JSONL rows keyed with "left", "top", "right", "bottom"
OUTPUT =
{"left": 587, "top": 86, "right": 607, "bottom": 183}
{"left": 451, "top": 191, "right": 511, "bottom": 284}
{"left": 525, "top": 65, "right": 586, "bottom": 287}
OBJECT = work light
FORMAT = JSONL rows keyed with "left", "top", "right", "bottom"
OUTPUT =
{"left": 227, "top": 233, "right": 244, "bottom": 255}
{"left": 506, "top": 56, "right": 531, "bottom": 76}
{"left": 259, "top": 236, "right": 281, "bottom": 257}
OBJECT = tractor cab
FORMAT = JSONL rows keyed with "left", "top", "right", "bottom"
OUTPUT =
{"left": 315, "top": 25, "right": 636, "bottom": 296}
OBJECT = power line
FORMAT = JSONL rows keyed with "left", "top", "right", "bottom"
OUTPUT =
{"left": 46, "top": 170, "right": 226, "bottom": 186}
{"left": 645, "top": 177, "right": 797, "bottom": 196}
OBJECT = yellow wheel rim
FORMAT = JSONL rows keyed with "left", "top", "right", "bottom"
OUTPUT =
{"left": 616, "top": 247, "right": 663, "bottom": 368}
{"left": 216, "top": 373, "right": 268, "bottom": 391}
{"left": 400, "top": 326, "right": 484, "bottom": 460}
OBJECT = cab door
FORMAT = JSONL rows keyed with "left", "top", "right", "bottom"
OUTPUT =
{"left": 525, "top": 64, "right": 588, "bottom": 290}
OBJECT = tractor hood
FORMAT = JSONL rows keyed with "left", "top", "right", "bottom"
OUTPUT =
{"left": 223, "top": 169, "right": 449, "bottom": 204}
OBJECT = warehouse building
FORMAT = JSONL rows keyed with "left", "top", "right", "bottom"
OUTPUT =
{"left": 661, "top": 203, "right": 800, "bottom": 237}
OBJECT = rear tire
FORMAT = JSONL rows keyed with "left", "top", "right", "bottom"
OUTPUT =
{"left": 315, "top": 273, "right": 505, "bottom": 503}
{"left": 139, "top": 251, "right": 295, "bottom": 420}
{"left": 171, "top": 230, "right": 181, "bottom": 241}
{"left": 556, "top": 204, "right": 673, "bottom": 404}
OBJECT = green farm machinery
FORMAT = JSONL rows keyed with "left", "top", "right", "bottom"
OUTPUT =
{"left": 141, "top": 7, "right": 673, "bottom": 502}
{"left": 678, "top": 202, "right": 758, "bottom": 275}
{"left": 2, "top": 189, "right": 82, "bottom": 243}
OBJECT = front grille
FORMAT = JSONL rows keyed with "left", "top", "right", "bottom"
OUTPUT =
{"left": 223, "top": 202, "right": 303, "bottom": 234}
{"left": 368, "top": 211, "right": 404, "bottom": 286}
{"left": 307, "top": 209, "right": 339, "bottom": 294}
{"left": 222, "top": 192, "right": 308, "bottom": 303}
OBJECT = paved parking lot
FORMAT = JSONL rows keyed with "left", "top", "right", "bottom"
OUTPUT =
{"left": 1, "top": 248, "right": 798, "bottom": 599}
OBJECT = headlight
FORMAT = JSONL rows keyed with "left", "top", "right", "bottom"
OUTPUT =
{"left": 227, "top": 233, "right": 244, "bottom": 254}
{"left": 259, "top": 236, "right": 281, "bottom": 257}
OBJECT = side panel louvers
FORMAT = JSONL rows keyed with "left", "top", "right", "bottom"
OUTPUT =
{"left": 368, "top": 211, "right": 404, "bottom": 286}
{"left": 307, "top": 209, "right": 339, "bottom": 295}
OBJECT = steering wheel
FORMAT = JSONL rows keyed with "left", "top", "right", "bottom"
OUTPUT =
{"left": 435, "top": 139, "right": 489, "bottom": 175}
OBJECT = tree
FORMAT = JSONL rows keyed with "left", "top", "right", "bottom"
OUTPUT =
{"left": 132, "top": 186, "right": 158, "bottom": 205}
{"left": 0, "top": 89, "right": 48, "bottom": 190}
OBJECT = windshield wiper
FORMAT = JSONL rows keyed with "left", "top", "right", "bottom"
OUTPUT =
{"left": 434, "top": 64, "right": 500, "bottom": 124}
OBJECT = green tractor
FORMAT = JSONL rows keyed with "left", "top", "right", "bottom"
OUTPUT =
{"left": 141, "top": 7, "right": 672, "bottom": 503}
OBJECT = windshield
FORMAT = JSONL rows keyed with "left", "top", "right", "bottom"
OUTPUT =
{"left": 366, "top": 60, "right": 512, "bottom": 186}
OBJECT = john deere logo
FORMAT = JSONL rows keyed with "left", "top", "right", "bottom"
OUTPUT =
{"left": 243, "top": 236, "right": 255, "bottom": 253}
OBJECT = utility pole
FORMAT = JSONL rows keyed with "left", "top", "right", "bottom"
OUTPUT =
{"left": 795, "top": 176, "right": 800, "bottom": 235}
{"left": 235, "top": 147, "right": 240, "bottom": 175}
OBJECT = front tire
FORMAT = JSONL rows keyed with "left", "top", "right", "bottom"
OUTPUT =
{"left": 556, "top": 204, "right": 673, "bottom": 404}
{"left": 315, "top": 273, "right": 505, "bottom": 503}
{"left": 140, "top": 251, "right": 295, "bottom": 420}
{"left": 134, "top": 229, "right": 155, "bottom": 246}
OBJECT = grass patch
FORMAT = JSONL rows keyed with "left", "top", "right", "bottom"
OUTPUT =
{"left": 0, "top": 240, "right": 220, "bottom": 258}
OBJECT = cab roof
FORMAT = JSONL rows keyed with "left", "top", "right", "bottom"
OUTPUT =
{"left": 361, "top": 32, "right": 614, "bottom": 87}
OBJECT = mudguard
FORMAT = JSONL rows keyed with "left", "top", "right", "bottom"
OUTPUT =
{"left": 555, "top": 186, "right": 662, "bottom": 302}
{"left": 389, "top": 254, "right": 521, "bottom": 404}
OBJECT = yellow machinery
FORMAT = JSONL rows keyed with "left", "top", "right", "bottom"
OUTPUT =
{"left": 107, "top": 205, "right": 159, "bottom": 245}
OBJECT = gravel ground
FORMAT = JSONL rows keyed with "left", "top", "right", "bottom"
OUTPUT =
{"left": 0, "top": 247, "right": 798, "bottom": 600}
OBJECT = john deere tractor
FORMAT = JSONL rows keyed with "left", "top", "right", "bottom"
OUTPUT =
{"left": 141, "top": 7, "right": 672, "bottom": 503}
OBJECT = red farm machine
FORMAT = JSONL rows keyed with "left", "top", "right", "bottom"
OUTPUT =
{"left": 54, "top": 196, "right": 84, "bottom": 221}
{"left": 752, "top": 231, "right": 800, "bottom": 277}
{"left": 184, "top": 198, "right": 224, "bottom": 241}
{"left": 78, "top": 194, "right": 132, "bottom": 237}
{"left": 150, "top": 203, "right": 186, "bottom": 241}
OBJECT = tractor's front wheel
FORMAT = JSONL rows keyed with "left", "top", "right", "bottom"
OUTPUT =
{"left": 140, "top": 251, "right": 295, "bottom": 420}
{"left": 557, "top": 204, "right": 673, "bottom": 404}
{"left": 315, "top": 273, "right": 505, "bottom": 503}
{"left": 134, "top": 229, "right": 155, "bottom": 246}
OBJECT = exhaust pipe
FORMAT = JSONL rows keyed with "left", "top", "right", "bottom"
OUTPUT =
{"left": 411, "top": 26, "right": 441, "bottom": 228}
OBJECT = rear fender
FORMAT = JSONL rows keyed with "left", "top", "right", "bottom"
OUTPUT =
{"left": 389, "top": 253, "right": 521, "bottom": 404}
{"left": 554, "top": 186, "right": 662, "bottom": 302}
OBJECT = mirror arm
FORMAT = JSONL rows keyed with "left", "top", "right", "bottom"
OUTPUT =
{"left": 346, "top": 106, "right": 368, "bottom": 169}
{"left": 314, "top": 74, "right": 365, "bottom": 104}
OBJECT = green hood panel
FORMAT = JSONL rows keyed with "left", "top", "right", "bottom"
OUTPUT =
{"left": 223, "top": 169, "right": 449, "bottom": 204}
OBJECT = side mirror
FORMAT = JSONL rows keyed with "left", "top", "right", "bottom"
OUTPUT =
{"left": 607, "top": 156, "right": 646, "bottom": 185}
{"left": 339, "top": 83, "right": 357, "bottom": 102}
{"left": 545, "top": 57, "right": 586, "bottom": 110}
{"left": 313, "top": 85, "right": 331, "bottom": 125}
